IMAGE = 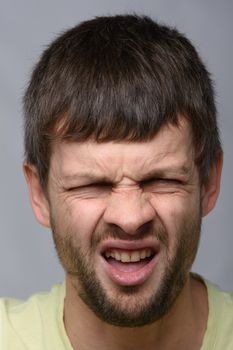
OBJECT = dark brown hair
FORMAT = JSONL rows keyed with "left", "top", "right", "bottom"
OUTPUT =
{"left": 23, "top": 14, "right": 222, "bottom": 187}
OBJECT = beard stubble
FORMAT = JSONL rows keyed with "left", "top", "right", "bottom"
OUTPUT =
{"left": 51, "top": 209, "right": 202, "bottom": 327}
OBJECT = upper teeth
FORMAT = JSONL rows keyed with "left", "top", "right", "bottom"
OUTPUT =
{"left": 105, "top": 248, "right": 153, "bottom": 263}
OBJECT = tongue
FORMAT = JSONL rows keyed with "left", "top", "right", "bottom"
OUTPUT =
{"left": 107, "top": 258, "right": 150, "bottom": 272}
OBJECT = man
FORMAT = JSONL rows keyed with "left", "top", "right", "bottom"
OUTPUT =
{"left": 0, "top": 14, "right": 232, "bottom": 350}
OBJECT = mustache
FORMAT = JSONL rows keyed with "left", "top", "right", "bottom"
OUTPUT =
{"left": 92, "top": 222, "right": 169, "bottom": 249}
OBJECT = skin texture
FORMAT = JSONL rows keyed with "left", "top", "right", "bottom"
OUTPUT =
{"left": 24, "top": 118, "right": 223, "bottom": 349}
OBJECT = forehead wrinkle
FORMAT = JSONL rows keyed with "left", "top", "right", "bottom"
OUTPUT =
{"left": 49, "top": 117, "right": 195, "bottom": 184}
{"left": 51, "top": 141, "right": 116, "bottom": 179}
{"left": 54, "top": 148, "right": 195, "bottom": 185}
{"left": 139, "top": 146, "right": 194, "bottom": 170}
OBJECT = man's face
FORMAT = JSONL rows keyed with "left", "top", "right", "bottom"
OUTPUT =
{"left": 43, "top": 118, "right": 204, "bottom": 326}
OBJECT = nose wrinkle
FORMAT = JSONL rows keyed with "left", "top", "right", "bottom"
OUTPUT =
{"left": 104, "top": 190, "right": 156, "bottom": 234}
{"left": 112, "top": 183, "right": 141, "bottom": 192}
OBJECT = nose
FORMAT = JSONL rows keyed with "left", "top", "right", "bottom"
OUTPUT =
{"left": 103, "top": 189, "right": 156, "bottom": 235}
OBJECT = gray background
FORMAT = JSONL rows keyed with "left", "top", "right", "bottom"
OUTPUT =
{"left": 0, "top": 0, "right": 232, "bottom": 299}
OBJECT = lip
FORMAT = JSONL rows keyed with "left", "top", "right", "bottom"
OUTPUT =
{"left": 100, "top": 238, "right": 160, "bottom": 254}
{"left": 99, "top": 239, "right": 160, "bottom": 287}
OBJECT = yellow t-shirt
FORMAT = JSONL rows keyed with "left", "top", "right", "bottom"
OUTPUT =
{"left": 0, "top": 278, "right": 233, "bottom": 349}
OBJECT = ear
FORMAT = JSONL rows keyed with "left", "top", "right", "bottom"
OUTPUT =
{"left": 201, "top": 152, "right": 223, "bottom": 217}
{"left": 23, "top": 161, "right": 51, "bottom": 228}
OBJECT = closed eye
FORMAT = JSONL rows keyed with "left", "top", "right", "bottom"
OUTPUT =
{"left": 141, "top": 178, "right": 184, "bottom": 193}
{"left": 141, "top": 178, "right": 183, "bottom": 185}
{"left": 65, "top": 182, "right": 112, "bottom": 198}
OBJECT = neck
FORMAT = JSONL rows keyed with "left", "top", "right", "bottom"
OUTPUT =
{"left": 64, "top": 274, "right": 208, "bottom": 350}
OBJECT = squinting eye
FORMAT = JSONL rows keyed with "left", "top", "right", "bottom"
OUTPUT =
{"left": 142, "top": 178, "right": 183, "bottom": 193}
{"left": 66, "top": 183, "right": 112, "bottom": 198}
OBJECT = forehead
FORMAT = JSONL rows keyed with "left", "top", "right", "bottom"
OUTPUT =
{"left": 50, "top": 118, "right": 195, "bottom": 179}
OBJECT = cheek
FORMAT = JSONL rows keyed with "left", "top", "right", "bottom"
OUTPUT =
{"left": 51, "top": 197, "right": 107, "bottom": 241}
{"left": 149, "top": 193, "right": 200, "bottom": 239}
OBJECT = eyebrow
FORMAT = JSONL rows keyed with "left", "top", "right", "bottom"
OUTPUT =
{"left": 61, "top": 172, "right": 111, "bottom": 183}
{"left": 139, "top": 165, "right": 191, "bottom": 181}
{"left": 61, "top": 165, "right": 191, "bottom": 184}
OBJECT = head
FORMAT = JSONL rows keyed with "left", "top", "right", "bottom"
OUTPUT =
{"left": 24, "top": 14, "right": 221, "bottom": 187}
{"left": 23, "top": 14, "right": 223, "bottom": 327}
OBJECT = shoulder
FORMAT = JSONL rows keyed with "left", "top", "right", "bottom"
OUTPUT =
{"left": 206, "top": 279, "right": 233, "bottom": 322}
{"left": 0, "top": 283, "right": 64, "bottom": 324}
{"left": 202, "top": 278, "right": 233, "bottom": 349}
{"left": 0, "top": 283, "right": 67, "bottom": 349}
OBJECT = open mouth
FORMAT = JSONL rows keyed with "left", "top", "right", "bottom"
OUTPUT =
{"left": 100, "top": 240, "right": 160, "bottom": 286}
{"left": 101, "top": 246, "right": 157, "bottom": 276}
